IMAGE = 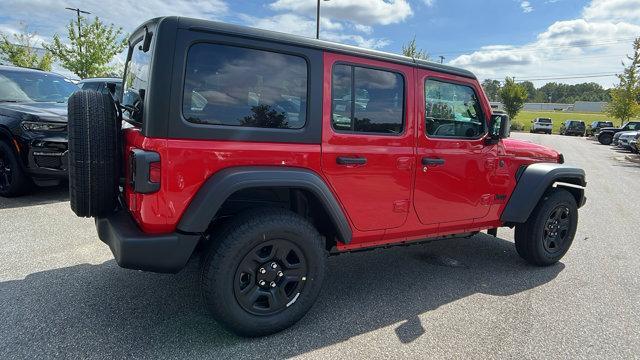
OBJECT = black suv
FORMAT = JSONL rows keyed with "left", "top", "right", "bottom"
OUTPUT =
{"left": 587, "top": 120, "right": 613, "bottom": 136}
{"left": 559, "top": 120, "right": 585, "bottom": 136}
{"left": 597, "top": 121, "right": 640, "bottom": 145}
{"left": 0, "top": 65, "right": 78, "bottom": 196}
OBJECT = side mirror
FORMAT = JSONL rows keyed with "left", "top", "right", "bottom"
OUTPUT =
{"left": 487, "top": 114, "right": 510, "bottom": 144}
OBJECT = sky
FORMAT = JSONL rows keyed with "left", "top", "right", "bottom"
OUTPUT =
{"left": 0, "top": 0, "right": 639, "bottom": 87}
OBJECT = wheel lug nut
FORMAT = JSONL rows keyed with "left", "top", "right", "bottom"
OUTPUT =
{"left": 277, "top": 271, "right": 283, "bottom": 277}
{"left": 259, "top": 280, "right": 266, "bottom": 286}
{"left": 271, "top": 262, "right": 278, "bottom": 269}
{"left": 259, "top": 268, "right": 266, "bottom": 274}
{"left": 270, "top": 281, "right": 277, "bottom": 288}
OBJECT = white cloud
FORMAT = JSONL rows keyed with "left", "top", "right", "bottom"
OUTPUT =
{"left": 521, "top": 1, "right": 534, "bottom": 13}
{"left": 242, "top": 0, "right": 407, "bottom": 50}
{"left": 583, "top": 0, "right": 640, "bottom": 22}
{"left": 241, "top": 13, "right": 390, "bottom": 49}
{"left": 449, "top": 0, "right": 640, "bottom": 86}
{"left": 269, "top": 0, "right": 413, "bottom": 26}
{"left": 353, "top": 24, "right": 373, "bottom": 34}
{"left": 422, "top": 0, "right": 436, "bottom": 6}
{"left": 0, "top": 0, "right": 228, "bottom": 35}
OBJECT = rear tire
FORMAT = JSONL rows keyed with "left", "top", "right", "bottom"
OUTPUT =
{"left": 67, "top": 90, "right": 120, "bottom": 217}
{"left": 515, "top": 189, "right": 578, "bottom": 266}
{"left": 201, "top": 208, "right": 326, "bottom": 337}
{"left": 0, "top": 141, "right": 32, "bottom": 197}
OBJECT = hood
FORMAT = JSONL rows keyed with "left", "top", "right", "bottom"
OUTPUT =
{"left": 502, "top": 138, "right": 559, "bottom": 161}
{"left": 599, "top": 126, "right": 619, "bottom": 132}
{"left": 0, "top": 101, "right": 68, "bottom": 123}
{"left": 619, "top": 131, "right": 639, "bottom": 138}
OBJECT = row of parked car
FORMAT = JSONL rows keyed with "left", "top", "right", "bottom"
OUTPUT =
{"left": 593, "top": 120, "right": 640, "bottom": 152}
{"left": 0, "top": 64, "right": 121, "bottom": 197}
{"left": 530, "top": 118, "right": 620, "bottom": 137}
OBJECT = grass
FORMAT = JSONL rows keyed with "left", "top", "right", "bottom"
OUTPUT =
{"left": 512, "top": 111, "right": 618, "bottom": 133}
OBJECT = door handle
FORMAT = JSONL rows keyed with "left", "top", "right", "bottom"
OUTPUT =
{"left": 421, "top": 157, "right": 445, "bottom": 166}
{"left": 336, "top": 156, "right": 367, "bottom": 165}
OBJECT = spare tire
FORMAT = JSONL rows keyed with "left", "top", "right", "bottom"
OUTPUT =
{"left": 67, "top": 90, "right": 120, "bottom": 217}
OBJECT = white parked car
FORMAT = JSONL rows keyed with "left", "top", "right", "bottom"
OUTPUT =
{"left": 617, "top": 131, "right": 639, "bottom": 151}
{"left": 531, "top": 117, "right": 553, "bottom": 134}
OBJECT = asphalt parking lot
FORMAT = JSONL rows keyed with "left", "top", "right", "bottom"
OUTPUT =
{"left": 1, "top": 132, "right": 639, "bottom": 359}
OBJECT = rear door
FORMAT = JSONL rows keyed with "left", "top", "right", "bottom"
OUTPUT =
{"left": 321, "top": 53, "right": 414, "bottom": 231}
{"left": 413, "top": 71, "right": 496, "bottom": 229}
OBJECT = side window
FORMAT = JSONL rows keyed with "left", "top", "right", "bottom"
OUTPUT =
{"left": 182, "top": 43, "right": 308, "bottom": 129}
{"left": 79, "top": 82, "right": 100, "bottom": 91}
{"left": 424, "top": 79, "right": 486, "bottom": 139}
{"left": 331, "top": 64, "right": 404, "bottom": 134}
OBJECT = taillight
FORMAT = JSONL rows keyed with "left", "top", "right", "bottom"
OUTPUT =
{"left": 149, "top": 161, "right": 161, "bottom": 183}
{"left": 129, "top": 149, "right": 161, "bottom": 194}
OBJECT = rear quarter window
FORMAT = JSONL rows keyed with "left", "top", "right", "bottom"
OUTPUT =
{"left": 182, "top": 43, "right": 308, "bottom": 130}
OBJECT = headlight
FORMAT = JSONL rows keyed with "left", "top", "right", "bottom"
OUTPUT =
{"left": 21, "top": 121, "right": 67, "bottom": 132}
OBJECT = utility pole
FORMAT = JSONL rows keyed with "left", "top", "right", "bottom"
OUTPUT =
{"left": 316, "top": 0, "right": 330, "bottom": 39}
{"left": 439, "top": 56, "right": 445, "bottom": 64}
{"left": 65, "top": 7, "right": 91, "bottom": 53}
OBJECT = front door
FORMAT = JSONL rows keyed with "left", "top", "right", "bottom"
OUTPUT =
{"left": 413, "top": 71, "right": 496, "bottom": 228}
{"left": 321, "top": 53, "right": 414, "bottom": 231}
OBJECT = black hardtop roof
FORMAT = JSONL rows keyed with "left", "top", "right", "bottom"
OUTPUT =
{"left": 134, "top": 16, "right": 476, "bottom": 80}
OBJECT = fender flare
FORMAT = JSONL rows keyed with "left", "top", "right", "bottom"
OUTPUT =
{"left": 501, "top": 163, "right": 586, "bottom": 224}
{"left": 176, "top": 166, "right": 353, "bottom": 243}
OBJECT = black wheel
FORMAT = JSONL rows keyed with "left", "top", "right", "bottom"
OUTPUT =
{"left": 0, "top": 141, "right": 32, "bottom": 197}
{"left": 598, "top": 133, "right": 613, "bottom": 145}
{"left": 67, "top": 90, "right": 120, "bottom": 217}
{"left": 515, "top": 189, "right": 578, "bottom": 266}
{"left": 201, "top": 208, "right": 326, "bottom": 337}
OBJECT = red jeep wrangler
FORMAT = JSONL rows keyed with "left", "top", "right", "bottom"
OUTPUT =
{"left": 67, "top": 17, "right": 586, "bottom": 337}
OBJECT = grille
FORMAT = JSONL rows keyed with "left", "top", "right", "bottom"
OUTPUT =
{"left": 34, "top": 155, "right": 63, "bottom": 169}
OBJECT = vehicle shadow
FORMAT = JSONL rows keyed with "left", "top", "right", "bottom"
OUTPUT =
{"left": 0, "top": 234, "right": 564, "bottom": 359}
{"left": 0, "top": 182, "right": 68, "bottom": 210}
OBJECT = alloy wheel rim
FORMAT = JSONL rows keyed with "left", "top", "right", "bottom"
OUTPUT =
{"left": 543, "top": 205, "right": 570, "bottom": 254}
{"left": 234, "top": 239, "right": 308, "bottom": 316}
{"left": 0, "top": 153, "right": 12, "bottom": 191}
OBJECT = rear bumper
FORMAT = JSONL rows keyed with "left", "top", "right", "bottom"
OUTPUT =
{"left": 95, "top": 210, "right": 201, "bottom": 273}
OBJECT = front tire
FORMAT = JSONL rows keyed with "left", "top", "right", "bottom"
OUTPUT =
{"left": 201, "top": 208, "right": 326, "bottom": 337}
{"left": 0, "top": 141, "right": 32, "bottom": 197}
{"left": 514, "top": 189, "right": 578, "bottom": 266}
{"left": 598, "top": 133, "right": 613, "bottom": 145}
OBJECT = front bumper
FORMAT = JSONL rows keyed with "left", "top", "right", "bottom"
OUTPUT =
{"left": 95, "top": 210, "right": 201, "bottom": 273}
{"left": 25, "top": 136, "right": 69, "bottom": 178}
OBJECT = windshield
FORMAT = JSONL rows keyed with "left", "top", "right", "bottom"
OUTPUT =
{"left": 0, "top": 70, "right": 78, "bottom": 103}
{"left": 538, "top": 118, "right": 551, "bottom": 123}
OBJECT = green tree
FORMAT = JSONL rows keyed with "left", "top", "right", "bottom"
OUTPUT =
{"left": 44, "top": 16, "right": 127, "bottom": 78}
{"left": 481, "top": 79, "right": 501, "bottom": 101}
{"left": 606, "top": 38, "right": 640, "bottom": 126}
{"left": 499, "top": 77, "right": 528, "bottom": 120}
{"left": 520, "top": 81, "right": 536, "bottom": 102}
{"left": 401, "top": 36, "right": 429, "bottom": 60}
{"left": 0, "top": 26, "right": 53, "bottom": 71}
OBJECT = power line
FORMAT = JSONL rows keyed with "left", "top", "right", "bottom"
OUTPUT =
{"left": 491, "top": 73, "right": 618, "bottom": 82}
{"left": 434, "top": 36, "right": 637, "bottom": 57}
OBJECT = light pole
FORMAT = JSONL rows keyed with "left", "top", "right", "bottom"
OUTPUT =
{"left": 316, "top": 0, "right": 330, "bottom": 39}
{"left": 65, "top": 7, "right": 91, "bottom": 40}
